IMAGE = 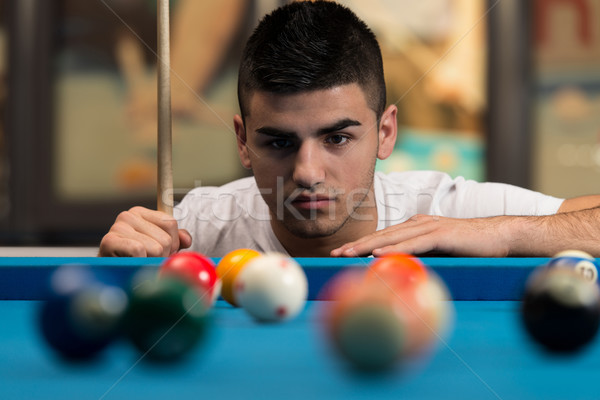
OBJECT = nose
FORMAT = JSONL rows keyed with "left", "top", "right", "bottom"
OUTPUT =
{"left": 292, "top": 140, "right": 325, "bottom": 189}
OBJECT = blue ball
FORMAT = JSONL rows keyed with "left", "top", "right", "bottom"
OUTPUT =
{"left": 548, "top": 250, "right": 598, "bottom": 283}
{"left": 38, "top": 265, "right": 128, "bottom": 360}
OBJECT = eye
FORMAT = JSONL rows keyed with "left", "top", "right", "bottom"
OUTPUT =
{"left": 326, "top": 135, "right": 350, "bottom": 146}
{"left": 269, "top": 138, "right": 295, "bottom": 149}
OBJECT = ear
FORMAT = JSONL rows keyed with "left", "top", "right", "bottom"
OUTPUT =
{"left": 377, "top": 105, "right": 398, "bottom": 160}
{"left": 234, "top": 114, "right": 252, "bottom": 169}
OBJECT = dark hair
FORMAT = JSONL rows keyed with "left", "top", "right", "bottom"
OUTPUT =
{"left": 238, "top": 1, "right": 386, "bottom": 120}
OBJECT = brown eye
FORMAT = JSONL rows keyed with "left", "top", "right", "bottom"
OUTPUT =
{"left": 327, "top": 135, "right": 349, "bottom": 145}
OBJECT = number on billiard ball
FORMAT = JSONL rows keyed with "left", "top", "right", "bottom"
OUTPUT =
{"left": 547, "top": 250, "right": 598, "bottom": 283}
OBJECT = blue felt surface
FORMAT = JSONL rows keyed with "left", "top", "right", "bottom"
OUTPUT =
{"left": 2, "top": 300, "right": 600, "bottom": 400}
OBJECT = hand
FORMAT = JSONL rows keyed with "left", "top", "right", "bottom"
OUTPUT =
{"left": 330, "top": 214, "right": 512, "bottom": 257}
{"left": 99, "top": 206, "right": 192, "bottom": 257}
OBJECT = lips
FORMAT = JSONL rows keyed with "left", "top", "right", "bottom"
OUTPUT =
{"left": 291, "top": 195, "right": 335, "bottom": 210}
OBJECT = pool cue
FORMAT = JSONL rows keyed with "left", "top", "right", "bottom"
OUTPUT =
{"left": 157, "top": 0, "right": 173, "bottom": 215}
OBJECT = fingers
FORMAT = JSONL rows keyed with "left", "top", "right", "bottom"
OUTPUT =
{"left": 371, "top": 238, "right": 437, "bottom": 257}
{"left": 120, "top": 207, "right": 179, "bottom": 256}
{"left": 331, "top": 214, "right": 512, "bottom": 258}
{"left": 99, "top": 231, "right": 148, "bottom": 257}
{"left": 331, "top": 215, "right": 440, "bottom": 257}
{"left": 178, "top": 229, "right": 193, "bottom": 250}
{"left": 98, "top": 207, "right": 189, "bottom": 257}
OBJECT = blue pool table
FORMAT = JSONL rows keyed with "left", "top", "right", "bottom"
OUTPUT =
{"left": 1, "top": 257, "right": 600, "bottom": 400}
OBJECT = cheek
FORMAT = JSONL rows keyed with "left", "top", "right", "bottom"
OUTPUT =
{"left": 340, "top": 146, "right": 377, "bottom": 177}
{"left": 251, "top": 161, "right": 282, "bottom": 194}
{"left": 342, "top": 155, "right": 377, "bottom": 192}
{"left": 252, "top": 155, "right": 278, "bottom": 175}
{"left": 250, "top": 151, "right": 293, "bottom": 179}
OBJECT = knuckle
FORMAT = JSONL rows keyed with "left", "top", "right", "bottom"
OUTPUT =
{"left": 111, "top": 221, "right": 130, "bottom": 233}
{"left": 170, "top": 236, "right": 181, "bottom": 253}
{"left": 157, "top": 232, "right": 174, "bottom": 252}
{"left": 99, "top": 233, "right": 146, "bottom": 257}
{"left": 100, "top": 232, "right": 121, "bottom": 248}
{"left": 98, "top": 234, "right": 115, "bottom": 256}
{"left": 129, "top": 241, "right": 147, "bottom": 257}
{"left": 129, "top": 206, "right": 146, "bottom": 214}
{"left": 115, "top": 211, "right": 133, "bottom": 224}
{"left": 163, "top": 218, "right": 178, "bottom": 232}
{"left": 147, "top": 241, "right": 166, "bottom": 257}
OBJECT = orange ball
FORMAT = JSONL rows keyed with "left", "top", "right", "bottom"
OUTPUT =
{"left": 321, "top": 263, "right": 454, "bottom": 370}
{"left": 365, "top": 253, "right": 427, "bottom": 291}
{"left": 216, "top": 249, "right": 260, "bottom": 306}
{"left": 364, "top": 255, "right": 452, "bottom": 357}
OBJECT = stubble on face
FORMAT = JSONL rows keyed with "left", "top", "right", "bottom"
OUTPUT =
{"left": 274, "top": 158, "right": 377, "bottom": 239}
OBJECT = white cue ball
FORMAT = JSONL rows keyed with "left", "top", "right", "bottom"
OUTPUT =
{"left": 233, "top": 253, "right": 308, "bottom": 322}
{"left": 548, "top": 250, "right": 598, "bottom": 283}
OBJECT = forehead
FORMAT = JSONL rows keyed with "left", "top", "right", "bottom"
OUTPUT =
{"left": 244, "top": 84, "right": 376, "bottom": 131}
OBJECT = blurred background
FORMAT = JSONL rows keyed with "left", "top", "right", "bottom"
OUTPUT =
{"left": 0, "top": 0, "right": 599, "bottom": 247}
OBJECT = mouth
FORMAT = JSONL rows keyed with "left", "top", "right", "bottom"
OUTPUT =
{"left": 291, "top": 195, "right": 335, "bottom": 210}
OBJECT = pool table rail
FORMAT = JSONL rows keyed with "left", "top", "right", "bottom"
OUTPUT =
{"left": 0, "top": 257, "right": 558, "bottom": 301}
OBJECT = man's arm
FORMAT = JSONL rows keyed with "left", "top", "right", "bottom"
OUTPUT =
{"left": 98, "top": 207, "right": 192, "bottom": 257}
{"left": 330, "top": 195, "right": 600, "bottom": 258}
{"left": 557, "top": 195, "right": 600, "bottom": 213}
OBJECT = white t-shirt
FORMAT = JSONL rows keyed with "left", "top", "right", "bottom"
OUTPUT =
{"left": 174, "top": 171, "right": 564, "bottom": 257}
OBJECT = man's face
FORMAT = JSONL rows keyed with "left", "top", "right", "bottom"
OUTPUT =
{"left": 234, "top": 84, "right": 395, "bottom": 239}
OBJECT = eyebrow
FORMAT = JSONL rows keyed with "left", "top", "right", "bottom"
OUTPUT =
{"left": 318, "top": 118, "right": 362, "bottom": 135}
{"left": 255, "top": 118, "right": 362, "bottom": 137}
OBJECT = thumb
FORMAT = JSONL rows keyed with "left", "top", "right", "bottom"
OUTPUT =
{"left": 178, "top": 229, "right": 193, "bottom": 250}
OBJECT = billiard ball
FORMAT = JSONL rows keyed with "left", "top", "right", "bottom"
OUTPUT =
{"left": 336, "top": 300, "right": 406, "bottom": 371}
{"left": 364, "top": 255, "right": 451, "bottom": 356}
{"left": 548, "top": 250, "right": 598, "bottom": 283}
{"left": 322, "top": 264, "right": 453, "bottom": 370}
{"left": 38, "top": 265, "right": 128, "bottom": 360}
{"left": 160, "top": 251, "right": 221, "bottom": 307}
{"left": 319, "top": 268, "right": 368, "bottom": 338}
{"left": 365, "top": 253, "right": 428, "bottom": 291}
{"left": 401, "top": 271, "right": 454, "bottom": 357}
{"left": 324, "top": 273, "right": 406, "bottom": 371}
{"left": 233, "top": 253, "right": 308, "bottom": 322}
{"left": 521, "top": 267, "right": 600, "bottom": 353}
{"left": 216, "top": 249, "right": 261, "bottom": 306}
{"left": 125, "top": 275, "right": 210, "bottom": 362}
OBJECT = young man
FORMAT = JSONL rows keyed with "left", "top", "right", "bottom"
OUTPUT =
{"left": 99, "top": 1, "right": 600, "bottom": 258}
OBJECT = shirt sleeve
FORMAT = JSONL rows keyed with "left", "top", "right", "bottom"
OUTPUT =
{"left": 433, "top": 176, "right": 565, "bottom": 218}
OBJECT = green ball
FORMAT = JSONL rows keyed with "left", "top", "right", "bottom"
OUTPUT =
{"left": 336, "top": 303, "right": 405, "bottom": 371}
{"left": 126, "top": 276, "right": 210, "bottom": 362}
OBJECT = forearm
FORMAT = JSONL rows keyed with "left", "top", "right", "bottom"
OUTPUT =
{"left": 506, "top": 206, "right": 600, "bottom": 257}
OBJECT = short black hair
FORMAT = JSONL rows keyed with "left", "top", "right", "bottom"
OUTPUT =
{"left": 238, "top": 1, "right": 386, "bottom": 120}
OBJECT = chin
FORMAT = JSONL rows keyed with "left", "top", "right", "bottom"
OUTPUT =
{"left": 284, "top": 219, "right": 345, "bottom": 239}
